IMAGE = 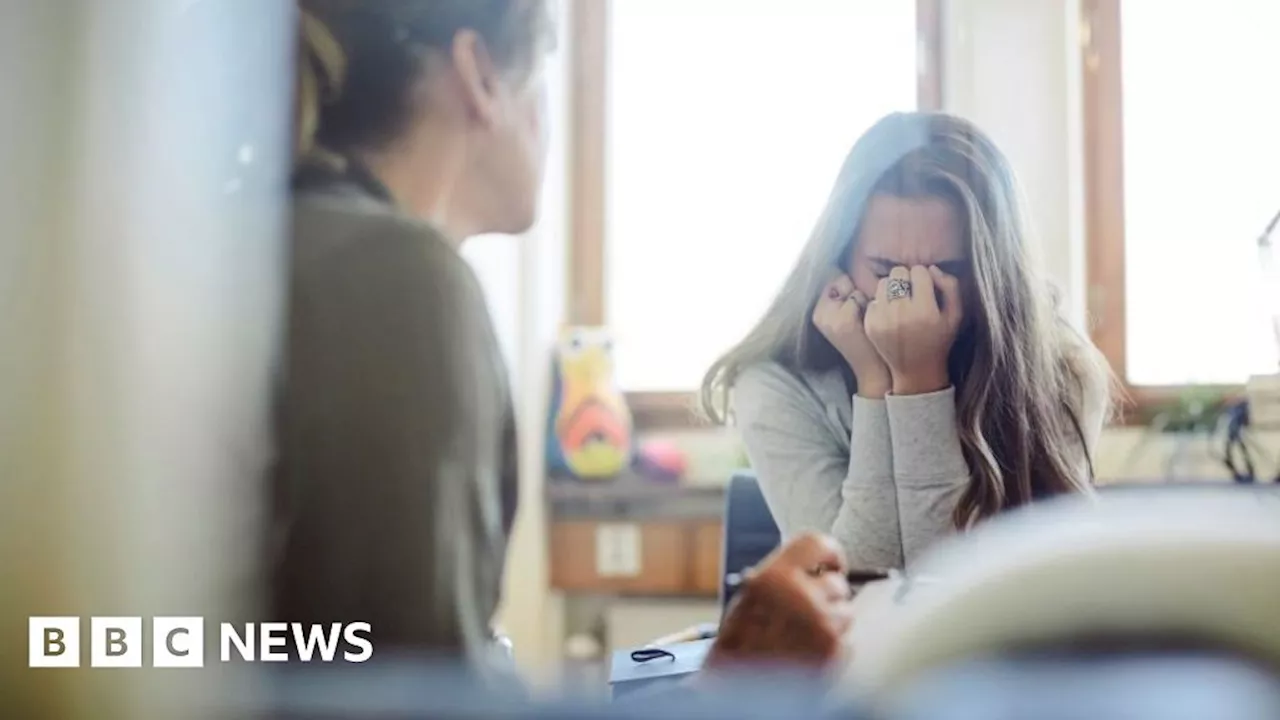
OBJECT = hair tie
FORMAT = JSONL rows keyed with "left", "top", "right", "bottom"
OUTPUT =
{"left": 630, "top": 647, "right": 676, "bottom": 663}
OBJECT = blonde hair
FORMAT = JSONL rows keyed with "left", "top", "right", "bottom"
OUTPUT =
{"left": 702, "top": 112, "right": 1113, "bottom": 526}
{"left": 295, "top": 9, "right": 348, "bottom": 167}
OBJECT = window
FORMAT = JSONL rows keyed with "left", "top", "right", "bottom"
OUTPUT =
{"left": 1086, "top": 0, "right": 1280, "bottom": 389}
{"left": 566, "top": 0, "right": 937, "bottom": 419}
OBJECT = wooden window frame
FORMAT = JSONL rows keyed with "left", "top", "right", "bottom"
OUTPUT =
{"left": 567, "top": 0, "right": 946, "bottom": 429}
{"left": 1081, "top": 0, "right": 1242, "bottom": 423}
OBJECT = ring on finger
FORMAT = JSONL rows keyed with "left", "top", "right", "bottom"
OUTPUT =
{"left": 886, "top": 277, "right": 912, "bottom": 301}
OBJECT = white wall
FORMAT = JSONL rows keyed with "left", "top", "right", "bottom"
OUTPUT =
{"left": 942, "top": 0, "right": 1088, "bottom": 331}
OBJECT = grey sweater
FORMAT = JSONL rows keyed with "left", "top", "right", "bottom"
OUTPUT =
{"left": 732, "top": 362, "right": 1104, "bottom": 570}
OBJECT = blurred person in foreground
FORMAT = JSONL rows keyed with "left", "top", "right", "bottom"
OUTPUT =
{"left": 275, "top": 0, "right": 855, "bottom": 683}
{"left": 274, "top": 0, "right": 553, "bottom": 679}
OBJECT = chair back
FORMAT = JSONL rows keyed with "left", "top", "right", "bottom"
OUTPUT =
{"left": 720, "top": 470, "right": 781, "bottom": 613}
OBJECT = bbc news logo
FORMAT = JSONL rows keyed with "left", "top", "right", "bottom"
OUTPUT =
{"left": 29, "top": 617, "right": 372, "bottom": 668}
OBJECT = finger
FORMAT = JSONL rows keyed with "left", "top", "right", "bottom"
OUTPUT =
{"left": 840, "top": 296, "right": 867, "bottom": 331}
{"left": 839, "top": 297, "right": 863, "bottom": 326}
{"left": 824, "top": 274, "right": 855, "bottom": 302}
{"left": 850, "top": 290, "right": 870, "bottom": 312}
{"left": 833, "top": 274, "right": 855, "bottom": 297}
{"left": 827, "top": 602, "right": 856, "bottom": 637}
{"left": 929, "top": 265, "right": 964, "bottom": 327}
{"left": 816, "top": 570, "right": 851, "bottom": 602}
{"left": 874, "top": 276, "right": 890, "bottom": 306}
{"left": 909, "top": 265, "right": 936, "bottom": 309}
{"left": 777, "top": 532, "right": 847, "bottom": 573}
{"left": 812, "top": 296, "right": 829, "bottom": 326}
{"left": 814, "top": 282, "right": 842, "bottom": 327}
{"left": 862, "top": 288, "right": 883, "bottom": 329}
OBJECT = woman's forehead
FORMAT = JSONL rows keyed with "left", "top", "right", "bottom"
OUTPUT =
{"left": 857, "top": 194, "right": 966, "bottom": 263}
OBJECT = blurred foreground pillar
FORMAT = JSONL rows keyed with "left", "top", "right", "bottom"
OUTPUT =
{"left": 0, "top": 1, "right": 293, "bottom": 718}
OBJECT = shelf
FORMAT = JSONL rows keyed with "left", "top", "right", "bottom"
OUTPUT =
{"left": 547, "top": 474, "right": 726, "bottom": 521}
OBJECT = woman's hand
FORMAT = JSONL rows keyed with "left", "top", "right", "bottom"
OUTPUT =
{"left": 706, "top": 533, "right": 855, "bottom": 669}
{"left": 813, "top": 274, "right": 891, "bottom": 399}
{"left": 865, "top": 265, "right": 963, "bottom": 396}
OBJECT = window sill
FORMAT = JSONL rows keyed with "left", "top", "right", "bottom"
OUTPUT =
{"left": 1116, "top": 384, "right": 1243, "bottom": 429}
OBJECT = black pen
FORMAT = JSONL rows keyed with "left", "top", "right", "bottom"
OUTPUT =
{"left": 843, "top": 568, "right": 892, "bottom": 586}
{"left": 724, "top": 567, "right": 892, "bottom": 590}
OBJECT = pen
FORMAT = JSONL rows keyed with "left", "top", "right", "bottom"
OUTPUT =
{"left": 724, "top": 567, "right": 892, "bottom": 590}
{"left": 843, "top": 569, "right": 891, "bottom": 585}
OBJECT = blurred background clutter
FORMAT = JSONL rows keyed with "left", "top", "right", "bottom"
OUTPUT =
{"left": 3, "top": 0, "right": 1280, "bottom": 717}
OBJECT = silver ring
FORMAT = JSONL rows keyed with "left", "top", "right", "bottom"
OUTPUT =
{"left": 887, "top": 277, "right": 912, "bottom": 301}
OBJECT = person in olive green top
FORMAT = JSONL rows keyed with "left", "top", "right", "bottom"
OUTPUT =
{"left": 271, "top": 1, "right": 553, "bottom": 678}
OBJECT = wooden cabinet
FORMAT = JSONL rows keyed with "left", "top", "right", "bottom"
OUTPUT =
{"left": 691, "top": 522, "right": 724, "bottom": 596}
{"left": 549, "top": 521, "right": 686, "bottom": 594}
{"left": 549, "top": 519, "right": 724, "bottom": 596}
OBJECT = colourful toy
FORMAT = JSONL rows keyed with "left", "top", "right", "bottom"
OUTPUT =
{"left": 546, "top": 327, "right": 633, "bottom": 479}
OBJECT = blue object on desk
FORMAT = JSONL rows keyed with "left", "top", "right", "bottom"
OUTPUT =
{"left": 609, "top": 638, "right": 714, "bottom": 699}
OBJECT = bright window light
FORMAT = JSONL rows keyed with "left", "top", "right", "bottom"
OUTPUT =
{"left": 606, "top": 0, "right": 919, "bottom": 391}
{"left": 1121, "top": 0, "right": 1280, "bottom": 385}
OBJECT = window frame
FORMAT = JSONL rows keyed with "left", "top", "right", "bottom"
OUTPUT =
{"left": 1081, "top": 0, "right": 1243, "bottom": 420}
{"left": 566, "top": 0, "right": 947, "bottom": 428}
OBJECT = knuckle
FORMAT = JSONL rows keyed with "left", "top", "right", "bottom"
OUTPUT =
{"left": 831, "top": 608, "right": 856, "bottom": 634}
{"left": 822, "top": 573, "right": 849, "bottom": 596}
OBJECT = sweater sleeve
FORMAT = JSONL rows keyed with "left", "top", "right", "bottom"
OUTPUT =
{"left": 884, "top": 388, "right": 969, "bottom": 567}
{"left": 733, "top": 365, "right": 903, "bottom": 569}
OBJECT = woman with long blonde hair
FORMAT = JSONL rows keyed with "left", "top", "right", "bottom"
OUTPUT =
{"left": 702, "top": 112, "right": 1112, "bottom": 570}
